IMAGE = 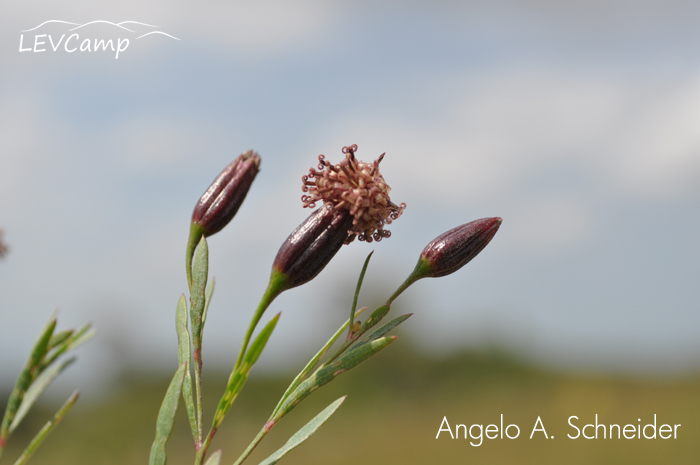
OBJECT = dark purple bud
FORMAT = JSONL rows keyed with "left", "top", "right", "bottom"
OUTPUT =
{"left": 419, "top": 217, "right": 502, "bottom": 278}
{"left": 192, "top": 150, "right": 261, "bottom": 237}
{"left": 271, "top": 204, "right": 354, "bottom": 290}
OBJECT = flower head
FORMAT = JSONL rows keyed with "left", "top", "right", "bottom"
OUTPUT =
{"left": 301, "top": 144, "right": 405, "bottom": 243}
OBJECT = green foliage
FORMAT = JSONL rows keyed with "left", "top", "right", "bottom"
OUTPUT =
{"left": 149, "top": 364, "right": 186, "bottom": 465}
{"left": 213, "top": 314, "right": 280, "bottom": 430}
{"left": 0, "top": 314, "right": 92, "bottom": 464}
{"left": 257, "top": 397, "right": 345, "bottom": 465}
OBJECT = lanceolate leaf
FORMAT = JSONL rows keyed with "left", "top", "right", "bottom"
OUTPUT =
{"left": 212, "top": 314, "right": 280, "bottom": 429}
{"left": 10, "top": 357, "right": 76, "bottom": 432}
{"left": 202, "top": 278, "right": 215, "bottom": 333}
{"left": 353, "top": 314, "right": 412, "bottom": 350}
{"left": 43, "top": 323, "right": 96, "bottom": 369}
{"left": 190, "top": 236, "right": 208, "bottom": 346}
{"left": 348, "top": 252, "right": 373, "bottom": 336}
{"left": 272, "top": 336, "right": 396, "bottom": 422}
{"left": 149, "top": 363, "right": 187, "bottom": 465}
{"left": 203, "top": 450, "right": 222, "bottom": 465}
{"left": 47, "top": 330, "right": 73, "bottom": 351}
{"left": 12, "top": 390, "right": 79, "bottom": 465}
{"left": 64, "top": 324, "right": 96, "bottom": 351}
{"left": 1, "top": 315, "right": 56, "bottom": 445}
{"left": 270, "top": 307, "right": 368, "bottom": 419}
{"left": 258, "top": 397, "right": 346, "bottom": 465}
{"left": 176, "top": 295, "right": 197, "bottom": 440}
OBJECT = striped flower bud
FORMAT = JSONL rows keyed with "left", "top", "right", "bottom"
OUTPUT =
{"left": 417, "top": 217, "right": 502, "bottom": 278}
{"left": 186, "top": 150, "right": 260, "bottom": 286}
{"left": 191, "top": 150, "right": 261, "bottom": 237}
{"left": 271, "top": 203, "right": 354, "bottom": 290}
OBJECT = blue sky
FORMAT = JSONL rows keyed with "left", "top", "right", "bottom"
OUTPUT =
{"left": 1, "top": 1, "right": 699, "bottom": 394}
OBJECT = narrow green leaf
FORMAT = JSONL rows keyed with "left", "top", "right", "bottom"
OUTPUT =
{"left": 203, "top": 450, "right": 222, "bottom": 465}
{"left": 354, "top": 314, "right": 412, "bottom": 350}
{"left": 270, "top": 307, "right": 368, "bottom": 419}
{"left": 348, "top": 252, "right": 373, "bottom": 338}
{"left": 190, "top": 236, "right": 208, "bottom": 347}
{"left": 12, "top": 390, "right": 79, "bottom": 465}
{"left": 10, "top": 357, "right": 76, "bottom": 433}
{"left": 47, "top": 330, "right": 72, "bottom": 351}
{"left": 202, "top": 277, "right": 215, "bottom": 332}
{"left": 272, "top": 336, "right": 396, "bottom": 422}
{"left": 322, "top": 303, "right": 391, "bottom": 367}
{"left": 43, "top": 323, "right": 96, "bottom": 370}
{"left": 1, "top": 315, "right": 56, "bottom": 444}
{"left": 259, "top": 397, "right": 346, "bottom": 465}
{"left": 175, "top": 295, "right": 197, "bottom": 440}
{"left": 149, "top": 363, "right": 186, "bottom": 465}
{"left": 212, "top": 314, "right": 280, "bottom": 429}
{"left": 64, "top": 324, "right": 96, "bottom": 351}
{"left": 359, "top": 304, "right": 391, "bottom": 335}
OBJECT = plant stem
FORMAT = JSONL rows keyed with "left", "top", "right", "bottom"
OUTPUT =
{"left": 193, "top": 427, "right": 216, "bottom": 465}
{"left": 347, "top": 252, "right": 373, "bottom": 341}
{"left": 385, "top": 262, "right": 428, "bottom": 305}
{"left": 232, "top": 424, "right": 270, "bottom": 465}
{"left": 12, "top": 391, "right": 79, "bottom": 465}
{"left": 233, "top": 271, "right": 288, "bottom": 374}
{"left": 323, "top": 262, "right": 429, "bottom": 367}
{"left": 186, "top": 223, "right": 205, "bottom": 289}
{"left": 193, "top": 348, "right": 204, "bottom": 444}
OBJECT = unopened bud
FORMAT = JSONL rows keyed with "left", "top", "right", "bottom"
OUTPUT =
{"left": 192, "top": 150, "right": 261, "bottom": 237}
{"left": 417, "top": 217, "right": 502, "bottom": 278}
{"left": 186, "top": 150, "right": 260, "bottom": 287}
{"left": 271, "top": 203, "right": 354, "bottom": 290}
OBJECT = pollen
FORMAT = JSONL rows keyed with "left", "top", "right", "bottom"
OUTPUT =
{"left": 301, "top": 144, "right": 405, "bottom": 243}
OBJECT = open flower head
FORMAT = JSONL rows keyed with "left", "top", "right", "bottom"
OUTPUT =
{"left": 301, "top": 144, "right": 405, "bottom": 243}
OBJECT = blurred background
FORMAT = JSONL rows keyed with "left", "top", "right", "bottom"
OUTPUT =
{"left": 1, "top": 1, "right": 699, "bottom": 463}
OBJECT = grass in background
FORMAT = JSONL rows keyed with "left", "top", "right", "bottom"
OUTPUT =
{"left": 3, "top": 344, "right": 698, "bottom": 464}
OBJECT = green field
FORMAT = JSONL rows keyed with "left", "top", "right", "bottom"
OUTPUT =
{"left": 3, "top": 346, "right": 698, "bottom": 464}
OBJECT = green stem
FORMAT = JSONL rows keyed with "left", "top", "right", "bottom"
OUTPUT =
{"left": 12, "top": 391, "right": 79, "bottom": 465}
{"left": 193, "top": 348, "right": 204, "bottom": 444}
{"left": 385, "top": 258, "right": 431, "bottom": 305}
{"left": 232, "top": 424, "right": 270, "bottom": 465}
{"left": 193, "top": 272, "right": 288, "bottom": 465}
{"left": 194, "top": 428, "right": 216, "bottom": 465}
{"left": 233, "top": 271, "right": 288, "bottom": 374}
{"left": 347, "top": 252, "right": 373, "bottom": 341}
{"left": 323, "top": 259, "right": 431, "bottom": 367}
{"left": 186, "top": 223, "right": 205, "bottom": 289}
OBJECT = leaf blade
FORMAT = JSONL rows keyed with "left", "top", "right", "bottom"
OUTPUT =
{"left": 11, "top": 390, "right": 79, "bottom": 465}
{"left": 212, "top": 314, "right": 280, "bottom": 429}
{"left": 10, "top": 357, "right": 76, "bottom": 432}
{"left": 273, "top": 336, "right": 396, "bottom": 422}
{"left": 149, "top": 363, "right": 186, "bottom": 465}
{"left": 203, "top": 450, "right": 222, "bottom": 465}
{"left": 1, "top": 314, "right": 56, "bottom": 444}
{"left": 270, "top": 307, "right": 368, "bottom": 419}
{"left": 176, "top": 295, "right": 197, "bottom": 440}
{"left": 354, "top": 313, "right": 412, "bottom": 350}
{"left": 258, "top": 397, "right": 346, "bottom": 465}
